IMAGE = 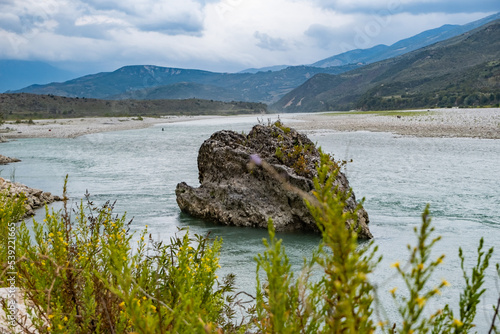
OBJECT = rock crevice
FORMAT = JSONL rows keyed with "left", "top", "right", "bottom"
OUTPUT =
{"left": 175, "top": 123, "right": 372, "bottom": 239}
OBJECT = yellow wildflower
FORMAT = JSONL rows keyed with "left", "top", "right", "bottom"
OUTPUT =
{"left": 150, "top": 305, "right": 157, "bottom": 312}
{"left": 390, "top": 287, "right": 397, "bottom": 295}
{"left": 453, "top": 318, "right": 463, "bottom": 327}
{"left": 442, "top": 279, "right": 451, "bottom": 287}
{"left": 416, "top": 296, "right": 426, "bottom": 308}
{"left": 391, "top": 261, "right": 400, "bottom": 268}
{"left": 418, "top": 263, "right": 424, "bottom": 270}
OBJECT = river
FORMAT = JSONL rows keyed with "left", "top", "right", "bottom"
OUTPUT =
{"left": 1, "top": 114, "right": 499, "bottom": 330}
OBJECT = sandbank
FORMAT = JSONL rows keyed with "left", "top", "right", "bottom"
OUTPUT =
{"left": 0, "top": 115, "right": 223, "bottom": 139}
{"left": 288, "top": 108, "right": 500, "bottom": 139}
{"left": 0, "top": 108, "right": 499, "bottom": 140}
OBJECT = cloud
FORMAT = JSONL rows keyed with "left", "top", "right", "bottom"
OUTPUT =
{"left": 305, "top": 24, "right": 356, "bottom": 50}
{"left": 401, "top": 0, "right": 500, "bottom": 14}
{"left": 254, "top": 31, "right": 289, "bottom": 51}
{"left": 82, "top": 0, "right": 206, "bottom": 35}
{"left": 312, "top": 0, "right": 499, "bottom": 15}
{"left": 0, "top": 0, "right": 497, "bottom": 73}
{"left": 74, "top": 15, "right": 128, "bottom": 27}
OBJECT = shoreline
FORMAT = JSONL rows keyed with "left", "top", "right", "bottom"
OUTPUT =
{"left": 0, "top": 115, "right": 225, "bottom": 139}
{"left": 288, "top": 108, "right": 500, "bottom": 139}
{"left": 0, "top": 108, "right": 499, "bottom": 140}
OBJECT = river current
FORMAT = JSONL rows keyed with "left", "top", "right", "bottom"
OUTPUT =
{"left": 1, "top": 115, "right": 499, "bottom": 330}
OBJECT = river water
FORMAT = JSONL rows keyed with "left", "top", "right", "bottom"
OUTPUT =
{"left": 1, "top": 115, "right": 499, "bottom": 330}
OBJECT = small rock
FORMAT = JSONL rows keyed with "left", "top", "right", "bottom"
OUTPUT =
{"left": 0, "top": 154, "right": 21, "bottom": 165}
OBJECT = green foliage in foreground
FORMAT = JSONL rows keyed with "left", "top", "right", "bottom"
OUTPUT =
{"left": 1, "top": 154, "right": 500, "bottom": 333}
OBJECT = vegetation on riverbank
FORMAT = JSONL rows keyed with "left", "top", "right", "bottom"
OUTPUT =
{"left": 1, "top": 154, "right": 499, "bottom": 333}
{"left": 0, "top": 93, "right": 267, "bottom": 121}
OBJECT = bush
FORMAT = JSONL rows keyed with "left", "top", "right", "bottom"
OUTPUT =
{"left": 1, "top": 179, "right": 237, "bottom": 333}
{"left": 1, "top": 154, "right": 499, "bottom": 333}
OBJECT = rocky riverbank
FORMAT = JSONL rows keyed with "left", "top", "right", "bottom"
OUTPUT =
{"left": 0, "top": 154, "right": 20, "bottom": 164}
{"left": 291, "top": 108, "right": 500, "bottom": 139}
{"left": 0, "top": 115, "right": 225, "bottom": 139}
{"left": 1, "top": 108, "right": 499, "bottom": 140}
{"left": 0, "top": 178, "right": 61, "bottom": 217}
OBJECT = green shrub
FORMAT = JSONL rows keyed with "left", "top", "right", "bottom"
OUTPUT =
{"left": 1, "top": 153, "right": 499, "bottom": 333}
{"left": 0, "top": 189, "right": 26, "bottom": 275}
{"left": 1, "top": 179, "right": 237, "bottom": 333}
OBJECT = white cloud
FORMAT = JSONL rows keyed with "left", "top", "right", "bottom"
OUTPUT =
{"left": 0, "top": 0, "right": 497, "bottom": 73}
{"left": 74, "top": 15, "right": 128, "bottom": 27}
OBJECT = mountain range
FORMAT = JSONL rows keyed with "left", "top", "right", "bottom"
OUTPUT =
{"left": 273, "top": 19, "right": 500, "bottom": 112}
{"left": 12, "top": 64, "right": 360, "bottom": 104}
{"left": 310, "top": 12, "right": 500, "bottom": 68}
{"left": 4, "top": 12, "right": 500, "bottom": 110}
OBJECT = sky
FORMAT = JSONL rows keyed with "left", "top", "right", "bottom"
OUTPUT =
{"left": 0, "top": 0, "right": 499, "bottom": 74}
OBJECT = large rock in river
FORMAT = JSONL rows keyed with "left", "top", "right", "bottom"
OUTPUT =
{"left": 175, "top": 123, "right": 372, "bottom": 239}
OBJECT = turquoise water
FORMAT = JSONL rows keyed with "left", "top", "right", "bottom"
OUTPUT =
{"left": 1, "top": 115, "right": 499, "bottom": 330}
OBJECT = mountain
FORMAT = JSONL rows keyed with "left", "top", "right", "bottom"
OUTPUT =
{"left": 10, "top": 13, "right": 500, "bottom": 105}
{"left": 108, "top": 82, "right": 239, "bottom": 101}
{"left": 311, "top": 12, "right": 500, "bottom": 68}
{"left": 0, "top": 60, "right": 81, "bottom": 93}
{"left": 238, "top": 65, "right": 291, "bottom": 73}
{"left": 15, "top": 66, "right": 225, "bottom": 99}
{"left": 272, "top": 19, "right": 500, "bottom": 112}
{"left": 15, "top": 64, "right": 360, "bottom": 104}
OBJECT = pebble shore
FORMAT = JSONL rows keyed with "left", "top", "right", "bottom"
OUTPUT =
{"left": 0, "top": 115, "right": 222, "bottom": 139}
{"left": 290, "top": 108, "right": 500, "bottom": 139}
{"left": 1, "top": 109, "right": 498, "bottom": 140}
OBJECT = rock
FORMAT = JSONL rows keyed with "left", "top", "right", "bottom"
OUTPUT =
{"left": 175, "top": 123, "right": 373, "bottom": 239}
{"left": 0, "top": 154, "right": 20, "bottom": 164}
{"left": 0, "top": 177, "right": 62, "bottom": 218}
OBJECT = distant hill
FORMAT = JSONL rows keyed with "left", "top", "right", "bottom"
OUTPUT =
{"left": 14, "top": 64, "right": 360, "bottom": 104}
{"left": 238, "top": 65, "right": 291, "bottom": 74}
{"left": 108, "top": 82, "right": 239, "bottom": 101}
{"left": 272, "top": 19, "right": 500, "bottom": 112}
{"left": 0, "top": 93, "right": 267, "bottom": 119}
